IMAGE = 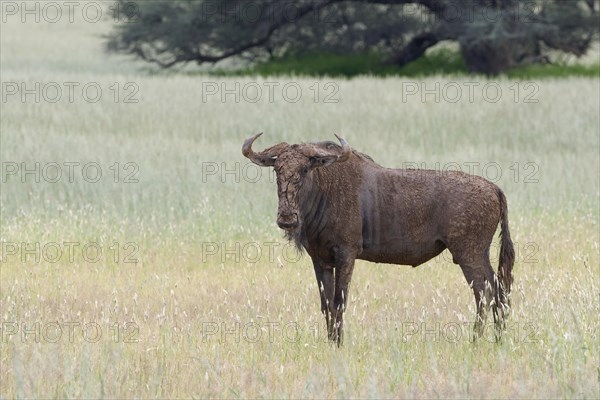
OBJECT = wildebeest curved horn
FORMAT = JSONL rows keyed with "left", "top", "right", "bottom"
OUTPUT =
{"left": 242, "top": 132, "right": 277, "bottom": 167}
{"left": 334, "top": 133, "right": 351, "bottom": 162}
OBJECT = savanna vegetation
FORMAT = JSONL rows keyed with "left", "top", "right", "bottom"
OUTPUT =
{"left": 0, "top": 4, "right": 598, "bottom": 398}
{"left": 107, "top": 0, "right": 599, "bottom": 75}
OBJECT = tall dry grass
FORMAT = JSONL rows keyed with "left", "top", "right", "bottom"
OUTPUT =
{"left": 1, "top": 5, "right": 598, "bottom": 398}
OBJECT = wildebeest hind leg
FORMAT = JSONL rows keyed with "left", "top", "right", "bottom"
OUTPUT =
{"left": 483, "top": 248, "right": 503, "bottom": 334}
{"left": 458, "top": 264, "right": 492, "bottom": 340}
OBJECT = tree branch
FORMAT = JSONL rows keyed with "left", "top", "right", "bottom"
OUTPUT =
{"left": 135, "top": 0, "right": 449, "bottom": 68}
{"left": 139, "top": 0, "right": 351, "bottom": 67}
{"left": 388, "top": 31, "right": 442, "bottom": 65}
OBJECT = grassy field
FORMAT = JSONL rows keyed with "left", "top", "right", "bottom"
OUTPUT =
{"left": 1, "top": 5, "right": 599, "bottom": 399}
{"left": 226, "top": 48, "right": 600, "bottom": 79}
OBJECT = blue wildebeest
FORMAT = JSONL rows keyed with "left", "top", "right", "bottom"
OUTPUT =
{"left": 242, "top": 133, "right": 514, "bottom": 344}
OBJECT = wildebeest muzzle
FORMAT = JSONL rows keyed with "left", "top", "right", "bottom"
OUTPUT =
{"left": 277, "top": 212, "right": 299, "bottom": 229}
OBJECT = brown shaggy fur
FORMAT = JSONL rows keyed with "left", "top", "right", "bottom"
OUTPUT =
{"left": 243, "top": 134, "right": 515, "bottom": 344}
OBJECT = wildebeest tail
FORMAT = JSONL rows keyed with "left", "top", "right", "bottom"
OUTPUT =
{"left": 497, "top": 188, "right": 515, "bottom": 307}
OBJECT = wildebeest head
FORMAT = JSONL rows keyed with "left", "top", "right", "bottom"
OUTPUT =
{"left": 242, "top": 133, "right": 351, "bottom": 230}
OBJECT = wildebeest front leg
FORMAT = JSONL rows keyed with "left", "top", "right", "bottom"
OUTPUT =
{"left": 312, "top": 257, "right": 336, "bottom": 340}
{"left": 312, "top": 257, "right": 335, "bottom": 338}
{"left": 311, "top": 257, "right": 327, "bottom": 314}
{"left": 332, "top": 258, "right": 356, "bottom": 345}
{"left": 321, "top": 268, "right": 335, "bottom": 341}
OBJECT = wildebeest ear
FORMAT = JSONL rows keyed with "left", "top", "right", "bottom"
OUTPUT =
{"left": 307, "top": 134, "right": 351, "bottom": 165}
{"left": 309, "top": 155, "right": 338, "bottom": 169}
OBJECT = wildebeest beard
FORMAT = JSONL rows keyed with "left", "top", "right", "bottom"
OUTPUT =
{"left": 280, "top": 173, "right": 324, "bottom": 254}
{"left": 283, "top": 224, "right": 305, "bottom": 253}
{"left": 280, "top": 192, "right": 307, "bottom": 253}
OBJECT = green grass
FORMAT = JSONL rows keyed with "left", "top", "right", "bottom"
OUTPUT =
{"left": 506, "top": 62, "right": 600, "bottom": 79}
{"left": 241, "top": 49, "right": 468, "bottom": 78}
{"left": 1, "top": 8, "right": 599, "bottom": 399}
{"left": 222, "top": 49, "right": 600, "bottom": 79}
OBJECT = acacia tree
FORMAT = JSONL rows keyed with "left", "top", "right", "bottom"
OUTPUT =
{"left": 106, "top": 0, "right": 599, "bottom": 75}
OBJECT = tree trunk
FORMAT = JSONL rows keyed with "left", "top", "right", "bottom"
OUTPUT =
{"left": 460, "top": 36, "right": 543, "bottom": 75}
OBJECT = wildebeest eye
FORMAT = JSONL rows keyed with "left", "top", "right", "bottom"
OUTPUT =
{"left": 302, "top": 167, "right": 309, "bottom": 175}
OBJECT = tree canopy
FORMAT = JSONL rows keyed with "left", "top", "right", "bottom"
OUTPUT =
{"left": 107, "top": 0, "right": 599, "bottom": 75}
